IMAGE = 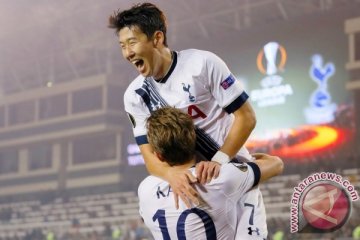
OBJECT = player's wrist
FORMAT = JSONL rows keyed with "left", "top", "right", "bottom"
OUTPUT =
{"left": 211, "top": 150, "right": 230, "bottom": 164}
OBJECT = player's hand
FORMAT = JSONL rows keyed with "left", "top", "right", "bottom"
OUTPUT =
{"left": 166, "top": 168, "right": 199, "bottom": 209}
{"left": 251, "top": 153, "right": 270, "bottom": 160}
{"left": 195, "top": 161, "right": 221, "bottom": 184}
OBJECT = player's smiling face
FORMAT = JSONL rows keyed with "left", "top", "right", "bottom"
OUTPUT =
{"left": 119, "top": 26, "right": 162, "bottom": 78}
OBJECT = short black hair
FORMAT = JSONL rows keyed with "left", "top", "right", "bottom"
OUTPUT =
{"left": 109, "top": 2, "right": 168, "bottom": 46}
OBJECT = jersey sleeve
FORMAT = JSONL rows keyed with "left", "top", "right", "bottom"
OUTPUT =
{"left": 221, "top": 162, "right": 261, "bottom": 200}
{"left": 203, "top": 51, "right": 249, "bottom": 114}
{"left": 137, "top": 178, "right": 156, "bottom": 237}
{"left": 137, "top": 179, "right": 146, "bottom": 219}
{"left": 124, "top": 86, "right": 150, "bottom": 145}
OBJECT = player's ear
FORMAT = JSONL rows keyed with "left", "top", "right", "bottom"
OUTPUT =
{"left": 155, "top": 152, "right": 165, "bottom": 162}
{"left": 153, "top": 31, "right": 164, "bottom": 47}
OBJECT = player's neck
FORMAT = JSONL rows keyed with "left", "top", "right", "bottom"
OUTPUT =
{"left": 153, "top": 48, "right": 172, "bottom": 81}
{"left": 172, "top": 158, "right": 196, "bottom": 171}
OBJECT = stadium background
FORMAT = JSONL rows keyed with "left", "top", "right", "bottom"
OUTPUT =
{"left": 0, "top": 0, "right": 359, "bottom": 239}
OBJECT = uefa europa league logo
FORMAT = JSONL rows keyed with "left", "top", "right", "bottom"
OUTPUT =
{"left": 304, "top": 54, "right": 336, "bottom": 124}
{"left": 251, "top": 41, "right": 293, "bottom": 107}
{"left": 263, "top": 42, "right": 280, "bottom": 76}
{"left": 259, "top": 41, "right": 286, "bottom": 88}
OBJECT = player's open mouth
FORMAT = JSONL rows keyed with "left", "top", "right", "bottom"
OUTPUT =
{"left": 133, "top": 59, "right": 145, "bottom": 72}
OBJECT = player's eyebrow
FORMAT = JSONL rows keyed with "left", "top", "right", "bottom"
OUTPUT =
{"left": 119, "top": 37, "right": 137, "bottom": 44}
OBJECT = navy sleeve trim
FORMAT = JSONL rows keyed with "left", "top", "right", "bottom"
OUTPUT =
{"left": 135, "top": 135, "right": 148, "bottom": 145}
{"left": 224, "top": 91, "right": 249, "bottom": 114}
{"left": 247, "top": 162, "right": 261, "bottom": 188}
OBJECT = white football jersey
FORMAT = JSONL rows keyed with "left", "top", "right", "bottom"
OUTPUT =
{"left": 124, "top": 49, "right": 250, "bottom": 160}
{"left": 138, "top": 162, "right": 261, "bottom": 240}
{"left": 124, "top": 48, "right": 267, "bottom": 239}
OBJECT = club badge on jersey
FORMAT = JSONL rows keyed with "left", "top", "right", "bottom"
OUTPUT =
{"left": 182, "top": 83, "right": 196, "bottom": 102}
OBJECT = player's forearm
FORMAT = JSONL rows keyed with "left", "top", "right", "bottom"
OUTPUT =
{"left": 254, "top": 155, "right": 284, "bottom": 183}
{"left": 220, "top": 102, "right": 256, "bottom": 158}
{"left": 220, "top": 117, "right": 255, "bottom": 158}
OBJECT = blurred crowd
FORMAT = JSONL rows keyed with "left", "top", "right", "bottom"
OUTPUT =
{"left": 0, "top": 219, "right": 153, "bottom": 240}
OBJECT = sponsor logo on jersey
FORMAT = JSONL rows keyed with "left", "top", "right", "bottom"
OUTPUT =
{"left": 126, "top": 112, "right": 136, "bottom": 128}
{"left": 220, "top": 74, "right": 236, "bottom": 90}
{"left": 248, "top": 227, "right": 260, "bottom": 236}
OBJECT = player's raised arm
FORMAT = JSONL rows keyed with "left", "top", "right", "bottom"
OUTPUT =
{"left": 197, "top": 101, "right": 256, "bottom": 184}
{"left": 217, "top": 101, "right": 256, "bottom": 160}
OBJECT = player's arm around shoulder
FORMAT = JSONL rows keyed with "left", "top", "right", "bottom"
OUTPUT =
{"left": 214, "top": 162, "right": 260, "bottom": 197}
{"left": 219, "top": 154, "right": 283, "bottom": 196}
{"left": 251, "top": 153, "right": 284, "bottom": 184}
